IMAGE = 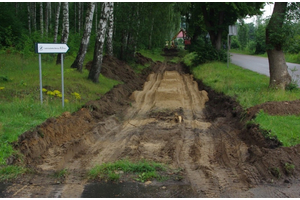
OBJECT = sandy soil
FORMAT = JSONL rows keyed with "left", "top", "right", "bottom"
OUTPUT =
{"left": 2, "top": 53, "right": 300, "bottom": 198}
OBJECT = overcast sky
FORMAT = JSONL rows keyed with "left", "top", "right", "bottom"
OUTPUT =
{"left": 244, "top": 3, "right": 274, "bottom": 24}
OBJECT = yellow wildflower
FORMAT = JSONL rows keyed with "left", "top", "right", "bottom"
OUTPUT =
{"left": 0, "top": 87, "right": 4, "bottom": 90}
{"left": 42, "top": 88, "right": 47, "bottom": 92}
{"left": 64, "top": 99, "right": 69, "bottom": 103}
{"left": 53, "top": 90, "right": 61, "bottom": 95}
{"left": 71, "top": 92, "right": 81, "bottom": 100}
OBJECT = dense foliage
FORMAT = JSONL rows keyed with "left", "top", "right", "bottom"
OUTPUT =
{"left": 0, "top": 2, "right": 182, "bottom": 62}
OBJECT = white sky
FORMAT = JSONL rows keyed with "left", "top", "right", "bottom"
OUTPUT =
{"left": 244, "top": 3, "right": 274, "bottom": 24}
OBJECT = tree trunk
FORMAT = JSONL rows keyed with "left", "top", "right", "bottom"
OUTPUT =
{"left": 266, "top": 2, "right": 291, "bottom": 89}
{"left": 71, "top": 2, "right": 96, "bottom": 72}
{"left": 148, "top": 17, "right": 154, "bottom": 49}
{"left": 40, "top": 2, "right": 44, "bottom": 38}
{"left": 88, "top": 2, "right": 110, "bottom": 83}
{"left": 56, "top": 2, "right": 69, "bottom": 65}
{"left": 33, "top": 3, "right": 37, "bottom": 32}
{"left": 95, "top": 3, "right": 98, "bottom": 33}
{"left": 106, "top": 2, "right": 114, "bottom": 57}
{"left": 78, "top": 2, "right": 82, "bottom": 33}
{"left": 45, "top": 2, "right": 50, "bottom": 38}
{"left": 27, "top": 3, "right": 31, "bottom": 35}
{"left": 53, "top": 2, "right": 61, "bottom": 43}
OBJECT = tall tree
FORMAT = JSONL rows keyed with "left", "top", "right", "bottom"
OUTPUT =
{"left": 40, "top": 2, "right": 44, "bottom": 37}
{"left": 190, "top": 2, "right": 264, "bottom": 50}
{"left": 266, "top": 2, "right": 291, "bottom": 89}
{"left": 33, "top": 3, "right": 37, "bottom": 32}
{"left": 106, "top": 3, "right": 114, "bottom": 56}
{"left": 88, "top": 2, "right": 111, "bottom": 83}
{"left": 27, "top": 3, "right": 31, "bottom": 35}
{"left": 71, "top": 2, "right": 96, "bottom": 72}
{"left": 53, "top": 2, "right": 61, "bottom": 43}
{"left": 45, "top": 2, "right": 50, "bottom": 38}
{"left": 56, "top": 2, "right": 69, "bottom": 64}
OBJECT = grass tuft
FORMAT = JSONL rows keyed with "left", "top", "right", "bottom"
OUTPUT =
{"left": 88, "top": 159, "right": 166, "bottom": 182}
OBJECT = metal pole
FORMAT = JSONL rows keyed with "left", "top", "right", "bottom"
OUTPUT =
{"left": 227, "top": 34, "right": 229, "bottom": 68}
{"left": 61, "top": 54, "right": 64, "bottom": 108}
{"left": 39, "top": 54, "right": 43, "bottom": 104}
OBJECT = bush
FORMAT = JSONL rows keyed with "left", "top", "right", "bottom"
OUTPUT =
{"left": 187, "top": 38, "right": 227, "bottom": 67}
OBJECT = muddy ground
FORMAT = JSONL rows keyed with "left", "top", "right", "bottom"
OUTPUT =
{"left": 1, "top": 51, "right": 300, "bottom": 197}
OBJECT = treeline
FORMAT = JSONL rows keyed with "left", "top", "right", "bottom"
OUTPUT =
{"left": 0, "top": 2, "right": 181, "bottom": 60}
{"left": 232, "top": 17, "right": 300, "bottom": 55}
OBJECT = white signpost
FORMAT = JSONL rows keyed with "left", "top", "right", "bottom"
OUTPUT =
{"left": 227, "top": 25, "right": 237, "bottom": 68}
{"left": 35, "top": 43, "right": 69, "bottom": 107}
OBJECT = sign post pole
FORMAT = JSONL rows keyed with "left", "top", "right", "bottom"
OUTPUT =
{"left": 35, "top": 43, "right": 69, "bottom": 107}
{"left": 39, "top": 54, "right": 43, "bottom": 104}
{"left": 61, "top": 54, "right": 65, "bottom": 107}
{"left": 227, "top": 25, "right": 237, "bottom": 68}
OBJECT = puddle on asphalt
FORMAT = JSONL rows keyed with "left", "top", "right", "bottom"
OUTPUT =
{"left": 81, "top": 181, "right": 196, "bottom": 198}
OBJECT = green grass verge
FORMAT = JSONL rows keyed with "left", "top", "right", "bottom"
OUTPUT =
{"left": 190, "top": 60, "right": 300, "bottom": 147}
{"left": 88, "top": 159, "right": 166, "bottom": 182}
{"left": 0, "top": 53, "right": 120, "bottom": 169}
{"left": 254, "top": 111, "right": 300, "bottom": 146}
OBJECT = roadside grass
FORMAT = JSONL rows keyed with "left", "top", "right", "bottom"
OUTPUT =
{"left": 254, "top": 111, "right": 300, "bottom": 146}
{"left": 88, "top": 159, "right": 167, "bottom": 183}
{"left": 190, "top": 61, "right": 300, "bottom": 147}
{"left": 0, "top": 52, "right": 120, "bottom": 175}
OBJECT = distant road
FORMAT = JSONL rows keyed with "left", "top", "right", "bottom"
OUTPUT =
{"left": 230, "top": 53, "right": 300, "bottom": 81}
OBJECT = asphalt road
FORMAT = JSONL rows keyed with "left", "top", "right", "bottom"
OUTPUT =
{"left": 230, "top": 53, "right": 300, "bottom": 83}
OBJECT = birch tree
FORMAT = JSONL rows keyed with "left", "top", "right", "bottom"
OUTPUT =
{"left": 88, "top": 2, "right": 111, "bottom": 83}
{"left": 56, "top": 2, "right": 69, "bottom": 64}
{"left": 53, "top": 2, "right": 61, "bottom": 43}
{"left": 45, "top": 2, "right": 50, "bottom": 38}
{"left": 106, "top": 3, "right": 114, "bottom": 56}
{"left": 71, "top": 2, "right": 96, "bottom": 72}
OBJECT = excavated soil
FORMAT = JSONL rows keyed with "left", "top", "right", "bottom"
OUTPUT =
{"left": 2, "top": 53, "right": 300, "bottom": 198}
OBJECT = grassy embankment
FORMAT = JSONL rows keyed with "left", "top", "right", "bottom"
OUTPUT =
{"left": 0, "top": 52, "right": 121, "bottom": 180}
{"left": 183, "top": 52, "right": 300, "bottom": 147}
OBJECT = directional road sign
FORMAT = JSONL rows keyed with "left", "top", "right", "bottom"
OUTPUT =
{"left": 35, "top": 43, "right": 69, "bottom": 54}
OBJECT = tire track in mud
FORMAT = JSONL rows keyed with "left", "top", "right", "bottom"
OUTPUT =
{"left": 6, "top": 62, "right": 300, "bottom": 197}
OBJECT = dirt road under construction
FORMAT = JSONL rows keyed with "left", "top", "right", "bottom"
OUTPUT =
{"left": 2, "top": 55, "right": 300, "bottom": 197}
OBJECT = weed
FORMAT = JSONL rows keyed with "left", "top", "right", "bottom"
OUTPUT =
{"left": 88, "top": 159, "right": 167, "bottom": 182}
{"left": 0, "top": 165, "right": 27, "bottom": 181}
{"left": 107, "top": 171, "right": 120, "bottom": 181}
{"left": 270, "top": 167, "right": 281, "bottom": 179}
{"left": 284, "top": 163, "right": 295, "bottom": 175}
{"left": 54, "top": 168, "right": 68, "bottom": 179}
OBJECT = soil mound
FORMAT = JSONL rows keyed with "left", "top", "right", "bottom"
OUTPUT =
{"left": 247, "top": 100, "right": 300, "bottom": 118}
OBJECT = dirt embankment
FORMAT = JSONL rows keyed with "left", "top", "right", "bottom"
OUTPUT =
{"left": 4, "top": 52, "right": 300, "bottom": 198}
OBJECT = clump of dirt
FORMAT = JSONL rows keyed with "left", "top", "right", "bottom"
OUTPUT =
{"left": 247, "top": 100, "right": 300, "bottom": 119}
